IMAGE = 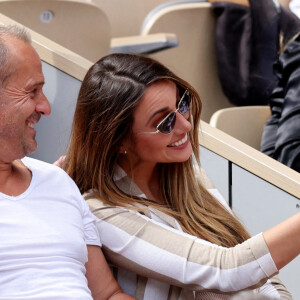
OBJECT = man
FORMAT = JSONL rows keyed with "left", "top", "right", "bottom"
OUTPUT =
{"left": 260, "top": 32, "right": 300, "bottom": 173}
{"left": 209, "top": 0, "right": 300, "bottom": 106}
{"left": 0, "top": 24, "right": 134, "bottom": 299}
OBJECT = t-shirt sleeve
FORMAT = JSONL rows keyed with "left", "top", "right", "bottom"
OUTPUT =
{"left": 80, "top": 194, "right": 102, "bottom": 247}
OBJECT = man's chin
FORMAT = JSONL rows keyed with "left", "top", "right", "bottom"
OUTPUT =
{"left": 24, "top": 141, "right": 38, "bottom": 156}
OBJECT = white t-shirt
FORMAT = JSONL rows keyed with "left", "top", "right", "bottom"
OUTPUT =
{"left": 0, "top": 157, "right": 101, "bottom": 299}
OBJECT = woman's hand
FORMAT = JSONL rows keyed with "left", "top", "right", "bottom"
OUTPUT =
{"left": 53, "top": 155, "right": 66, "bottom": 167}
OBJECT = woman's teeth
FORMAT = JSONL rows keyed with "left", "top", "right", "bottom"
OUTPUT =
{"left": 169, "top": 134, "right": 187, "bottom": 147}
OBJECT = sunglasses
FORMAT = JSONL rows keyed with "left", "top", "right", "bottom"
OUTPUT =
{"left": 138, "top": 88, "right": 191, "bottom": 135}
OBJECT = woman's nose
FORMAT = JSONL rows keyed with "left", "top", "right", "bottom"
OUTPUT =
{"left": 174, "top": 111, "right": 192, "bottom": 133}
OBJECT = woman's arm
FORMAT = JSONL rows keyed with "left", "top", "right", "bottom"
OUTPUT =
{"left": 264, "top": 212, "right": 300, "bottom": 270}
{"left": 87, "top": 197, "right": 283, "bottom": 293}
{"left": 86, "top": 245, "right": 135, "bottom": 300}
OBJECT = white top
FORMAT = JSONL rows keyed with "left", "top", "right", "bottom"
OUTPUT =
{"left": 86, "top": 166, "right": 291, "bottom": 299}
{"left": 0, "top": 157, "right": 101, "bottom": 300}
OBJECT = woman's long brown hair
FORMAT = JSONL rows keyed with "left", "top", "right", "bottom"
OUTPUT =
{"left": 65, "top": 53, "right": 250, "bottom": 247}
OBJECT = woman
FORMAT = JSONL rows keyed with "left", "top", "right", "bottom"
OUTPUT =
{"left": 62, "top": 53, "right": 296, "bottom": 299}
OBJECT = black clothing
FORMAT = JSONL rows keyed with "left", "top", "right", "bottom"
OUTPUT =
{"left": 261, "top": 34, "right": 300, "bottom": 172}
{"left": 211, "top": 0, "right": 300, "bottom": 106}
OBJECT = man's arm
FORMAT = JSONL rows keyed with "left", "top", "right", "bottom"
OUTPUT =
{"left": 86, "top": 245, "right": 135, "bottom": 300}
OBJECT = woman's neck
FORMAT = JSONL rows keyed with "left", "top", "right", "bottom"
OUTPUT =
{"left": 118, "top": 160, "right": 165, "bottom": 205}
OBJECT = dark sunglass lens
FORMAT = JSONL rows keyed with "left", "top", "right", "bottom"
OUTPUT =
{"left": 179, "top": 92, "right": 191, "bottom": 114}
{"left": 158, "top": 112, "right": 176, "bottom": 134}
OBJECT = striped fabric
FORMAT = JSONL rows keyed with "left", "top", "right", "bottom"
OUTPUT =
{"left": 85, "top": 167, "right": 291, "bottom": 299}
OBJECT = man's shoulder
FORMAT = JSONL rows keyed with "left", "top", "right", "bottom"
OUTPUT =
{"left": 22, "top": 156, "right": 62, "bottom": 171}
{"left": 22, "top": 156, "right": 82, "bottom": 195}
{"left": 21, "top": 156, "right": 70, "bottom": 180}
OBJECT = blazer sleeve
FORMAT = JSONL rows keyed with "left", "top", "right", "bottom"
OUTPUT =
{"left": 87, "top": 197, "right": 278, "bottom": 294}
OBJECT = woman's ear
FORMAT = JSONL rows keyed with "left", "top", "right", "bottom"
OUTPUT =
{"left": 118, "top": 145, "right": 127, "bottom": 154}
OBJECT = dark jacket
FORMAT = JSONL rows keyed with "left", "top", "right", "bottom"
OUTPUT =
{"left": 261, "top": 34, "right": 300, "bottom": 172}
{"left": 211, "top": 0, "right": 300, "bottom": 106}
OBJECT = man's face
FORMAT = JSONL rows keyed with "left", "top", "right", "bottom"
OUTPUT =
{"left": 0, "top": 37, "right": 51, "bottom": 163}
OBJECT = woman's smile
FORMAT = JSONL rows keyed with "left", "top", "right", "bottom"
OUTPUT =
{"left": 167, "top": 133, "right": 189, "bottom": 148}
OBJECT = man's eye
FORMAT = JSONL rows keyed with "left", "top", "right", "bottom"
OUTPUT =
{"left": 30, "top": 89, "right": 37, "bottom": 96}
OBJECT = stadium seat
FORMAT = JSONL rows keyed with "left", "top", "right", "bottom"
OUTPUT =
{"left": 0, "top": 0, "right": 111, "bottom": 62}
{"left": 209, "top": 106, "right": 271, "bottom": 150}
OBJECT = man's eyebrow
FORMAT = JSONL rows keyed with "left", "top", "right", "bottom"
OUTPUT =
{"left": 146, "top": 107, "right": 169, "bottom": 126}
{"left": 34, "top": 81, "right": 45, "bottom": 87}
{"left": 27, "top": 81, "right": 45, "bottom": 89}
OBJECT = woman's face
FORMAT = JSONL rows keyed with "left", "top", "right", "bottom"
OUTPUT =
{"left": 123, "top": 80, "right": 193, "bottom": 167}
